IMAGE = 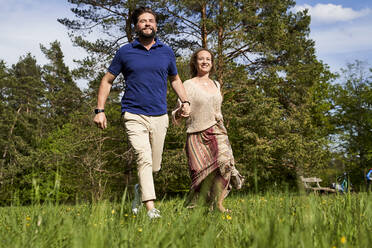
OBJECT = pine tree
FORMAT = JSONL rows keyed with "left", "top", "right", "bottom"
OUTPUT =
{"left": 0, "top": 55, "right": 46, "bottom": 203}
{"left": 40, "top": 41, "right": 83, "bottom": 128}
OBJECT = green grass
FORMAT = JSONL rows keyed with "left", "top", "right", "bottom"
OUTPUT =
{"left": 1, "top": 192, "right": 371, "bottom": 248}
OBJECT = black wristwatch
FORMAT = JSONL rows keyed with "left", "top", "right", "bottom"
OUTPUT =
{"left": 94, "top": 109, "right": 105, "bottom": 114}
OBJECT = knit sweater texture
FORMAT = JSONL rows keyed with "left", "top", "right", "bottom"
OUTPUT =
{"left": 172, "top": 79, "right": 223, "bottom": 133}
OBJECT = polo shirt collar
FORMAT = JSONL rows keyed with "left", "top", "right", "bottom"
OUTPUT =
{"left": 132, "top": 37, "right": 163, "bottom": 48}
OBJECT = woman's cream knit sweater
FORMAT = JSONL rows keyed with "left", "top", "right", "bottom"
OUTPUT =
{"left": 172, "top": 79, "right": 223, "bottom": 133}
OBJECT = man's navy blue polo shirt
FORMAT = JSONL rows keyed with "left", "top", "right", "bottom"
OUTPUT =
{"left": 108, "top": 38, "right": 178, "bottom": 116}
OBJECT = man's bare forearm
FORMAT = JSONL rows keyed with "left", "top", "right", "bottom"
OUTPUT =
{"left": 96, "top": 72, "right": 115, "bottom": 109}
{"left": 170, "top": 74, "right": 190, "bottom": 117}
{"left": 170, "top": 74, "right": 188, "bottom": 102}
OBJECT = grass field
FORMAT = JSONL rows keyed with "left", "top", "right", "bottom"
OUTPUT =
{"left": 0, "top": 192, "right": 371, "bottom": 248}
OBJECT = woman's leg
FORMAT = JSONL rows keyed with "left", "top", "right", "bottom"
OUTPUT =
{"left": 213, "top": 174, "right": 230, "bottom": 212}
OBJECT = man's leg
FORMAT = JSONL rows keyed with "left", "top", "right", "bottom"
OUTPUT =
{"left": 123, "top": 113, "right": 156, "bottom": 208}
{"left": 144, "top": 114, "right": 168, "bottom": 211}
{"left": 150, "top": 114, "right": 169, "bottom": 172}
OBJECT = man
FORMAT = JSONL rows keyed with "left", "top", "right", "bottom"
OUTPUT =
{"left": 93, "top": 7, "right": 190, "bottom": 219}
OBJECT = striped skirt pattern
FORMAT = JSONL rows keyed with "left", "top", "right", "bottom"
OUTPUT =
{"left": 186, "top": 121, "right": 235, "bottom": 191}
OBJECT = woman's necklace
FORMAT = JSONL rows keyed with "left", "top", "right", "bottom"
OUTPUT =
{"left": 197, "top": 77, "right": 209, "bottom": 86}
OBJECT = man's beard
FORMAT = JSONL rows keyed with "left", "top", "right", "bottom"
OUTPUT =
{"left": 137, "top": 28, "right": 156, "bottom": 39}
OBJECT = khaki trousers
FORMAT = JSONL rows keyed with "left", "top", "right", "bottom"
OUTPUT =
{"left": 123, "top": 112, "right": 169, "bottom": 202}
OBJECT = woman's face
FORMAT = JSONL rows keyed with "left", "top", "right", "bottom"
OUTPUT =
{"left": 196, "top": 50, "right": 212, "bottom": 75}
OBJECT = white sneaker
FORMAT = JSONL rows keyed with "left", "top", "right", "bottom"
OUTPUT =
{"left": 147, "top": 208, "right": 161, "bottom": 219}
{"left": 131, "top": 184, "right": 142, "bottom": 214}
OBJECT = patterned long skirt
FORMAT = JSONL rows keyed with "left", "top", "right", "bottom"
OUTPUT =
{"left": 185, "top": 121, "right": 235, "bottom": 204}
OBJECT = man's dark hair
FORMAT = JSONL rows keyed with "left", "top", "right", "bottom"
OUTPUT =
{"left": 131, "top": 7, "right": 157, "bottom": 25}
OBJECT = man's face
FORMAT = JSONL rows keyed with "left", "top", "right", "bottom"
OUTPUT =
{"left": 136, "top": 12, "right": 157, "bottom": 39}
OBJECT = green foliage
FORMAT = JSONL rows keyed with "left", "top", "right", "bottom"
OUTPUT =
{"left": 330, "top": 61, "right": 372, "bottom": 187}
{"left": 40, "top": 41, "right": 83, "bottom": 128}
{"left": 0, "top": 54, "right": 46, "bottom": 204}
{"left": 1, "top": 193, "right": 371, "bottom": 247}
{"left": 0, "top": 0, "right": 352, "bottom": 204}
{"left": 0, "top": 42, "right": 86, "bottom": 205}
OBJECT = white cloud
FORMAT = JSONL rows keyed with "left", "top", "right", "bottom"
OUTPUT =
{"left": 294, "top": 3, "right": 371, "bottom": 23}
{"left": 310, "top": 22, "right": 372, "bottom": 54}
{"left": 309, "top": 22, "right": 372, "bottom": 72}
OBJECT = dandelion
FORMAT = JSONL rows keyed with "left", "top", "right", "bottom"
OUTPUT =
{"left": 332, "top": 246, "right": 336, "bottom": 248}
{"left": 26, "top": 216, "right": 31, "bottom": 221}
{"left": 138, "top": 228, "right": 142, "bottom": 232}
{"left": 132, "top": 215, "right": 136, "bottom": 218}
{"left": 340, "top": 236, "right": 346, "bottom": 244}
{"left": 111, "top": 209, "right": 115, "bottom": 214}
{"left": 226, "top": 215, "right": 232, "bottom": 220}
{"left": 221, "top": 215, "right": 225, "bottom": 220}
{"left": 124, "top": 214, "right": 128, "bottom": 217}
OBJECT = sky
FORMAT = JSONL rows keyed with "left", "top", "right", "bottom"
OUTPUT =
{"left": 0, "top": 0, "right": 371, "bottom": 89}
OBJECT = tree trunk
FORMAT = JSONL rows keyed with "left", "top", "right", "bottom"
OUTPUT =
{"left": 216, "top": 0, "right": 224, "bottom": 88}
{"left": 1, "top": 106, "right": 22, "bottom": 183}
{"left": 201, "top": 3, "right": 207, "bottom": 48}
{"left": 2, "top": 106, "right": 22, "bottom": 160}
{"left": 125, "top": 7, "right": 134, "bottom": 43}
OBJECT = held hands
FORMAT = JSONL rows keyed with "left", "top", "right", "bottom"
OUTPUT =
{"left": 180, "top": 102, "right": 190, "bottom": 117}
{"left": 93, "top": 113, "right": 107, "bottom": 129}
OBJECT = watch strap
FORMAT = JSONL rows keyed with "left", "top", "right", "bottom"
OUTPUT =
{"left": 94, "top": 109, "right": 105, "bottom": 114}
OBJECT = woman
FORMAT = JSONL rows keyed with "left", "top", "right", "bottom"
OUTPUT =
{"left": 172, "top": 48, "right": 243, "bottom": 212}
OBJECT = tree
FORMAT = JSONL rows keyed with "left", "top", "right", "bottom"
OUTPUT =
{"left": 40, "top": 41, "right": 83, "bottom": 128}
{"left": 0, "top": 55, "right": 46, "bottom": 203}
{"left": 59, "top": 0, "right": 335, "bottom": 192}
{"left": 331, "top": 61, "right": 372, "bottom": 186}
{"left": 58, "top": 0, "right": 164, "bottom": 80}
